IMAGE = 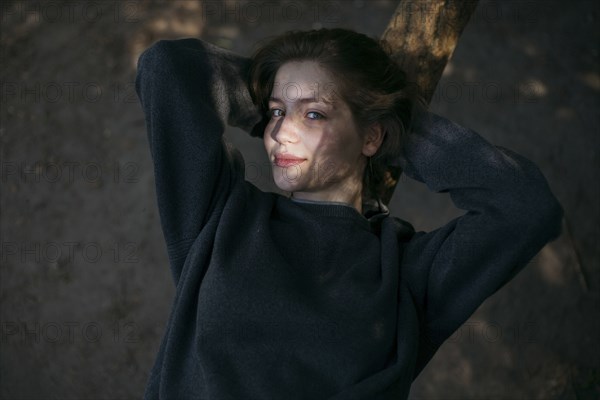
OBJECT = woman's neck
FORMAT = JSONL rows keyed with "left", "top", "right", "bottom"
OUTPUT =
{"left": 291, "top": 187, "right": 363, "bottom": 214}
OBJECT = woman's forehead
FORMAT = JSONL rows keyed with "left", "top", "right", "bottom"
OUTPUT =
{"left": 272, "top": 61, "right": 340, "bottom": 104}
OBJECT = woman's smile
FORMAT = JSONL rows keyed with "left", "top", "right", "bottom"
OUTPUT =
{"left": 273, "top": 153, "right": 307, "bottom": 167}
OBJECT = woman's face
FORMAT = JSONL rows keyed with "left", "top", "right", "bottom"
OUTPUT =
{"left": 263, "top": 61, "right": 369, "bottom": 203}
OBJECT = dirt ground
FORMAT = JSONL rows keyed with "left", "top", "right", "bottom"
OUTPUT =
{"left": 1, "top": 0, "right": 598, "bottom": 399}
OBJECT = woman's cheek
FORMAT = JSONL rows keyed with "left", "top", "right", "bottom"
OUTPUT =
{"left": 263, "top": 123, "right": 274, "bottom": 149}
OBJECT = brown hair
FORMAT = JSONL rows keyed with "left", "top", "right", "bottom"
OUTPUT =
{"left": 247, "top": 28, "right": 423, "bottom": 201}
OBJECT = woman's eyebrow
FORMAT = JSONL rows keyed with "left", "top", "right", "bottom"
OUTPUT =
{"left": 269, "top": 96, "right": 335, "bottom": 106}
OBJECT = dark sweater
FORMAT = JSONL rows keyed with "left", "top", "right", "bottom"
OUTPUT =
{"left": 135, "top": 38, "right": 564, "bottom": 400}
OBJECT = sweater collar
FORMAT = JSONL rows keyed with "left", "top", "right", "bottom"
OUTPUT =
{"left": 288, "top": 196, "right": 390, "bottom": 232}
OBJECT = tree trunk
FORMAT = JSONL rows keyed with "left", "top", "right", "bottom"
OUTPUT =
{"left": 379, "top": 0, "right": 479, "bottom": 204}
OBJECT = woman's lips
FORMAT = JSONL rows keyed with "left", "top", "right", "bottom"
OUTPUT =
{"left": 274, "top": 155, "right": 306, "bottom": 167}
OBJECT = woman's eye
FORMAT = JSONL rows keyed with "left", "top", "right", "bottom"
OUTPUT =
{"left": 306, "top": 111, "right": 324, "bottom": 120}
{"left": 269, "top": 108, "right": 284, "bottom": 118}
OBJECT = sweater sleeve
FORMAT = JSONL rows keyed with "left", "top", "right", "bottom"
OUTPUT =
{"left": 135, "top": 38, "right": 260, "bottom": 282}
{"left": 398, "top": 112, "right": 564, "bottom": 365}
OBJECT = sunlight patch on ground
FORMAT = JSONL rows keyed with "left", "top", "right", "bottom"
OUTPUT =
{"left": 516, "top": 78, "right": 548, "bottom": 99}
{"left": 579, "top": 72, "right": 600, "bottom": 91}
{"left": 535, "top": 243, "right": 567, "bottom": 287}
{"left": 128, "top": 1, "right": 205, "bottom": 69}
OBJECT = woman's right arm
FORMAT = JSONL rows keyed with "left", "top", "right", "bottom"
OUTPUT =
{"left": 135, "top": 39, "right": 260, "bottom": 282}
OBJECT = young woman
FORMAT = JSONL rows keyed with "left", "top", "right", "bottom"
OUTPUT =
{"left": 135, "top": 29, "right": 563, "bottom": 399}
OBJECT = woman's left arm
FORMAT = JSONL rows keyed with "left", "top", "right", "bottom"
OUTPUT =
{"left": 397, "top": 112, "right": 564, "bottom": 356}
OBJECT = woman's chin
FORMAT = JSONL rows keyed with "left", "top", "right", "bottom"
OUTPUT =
{"left": 272, "top": 167, "right": 308, "bottom": 193}
{"left": 273, "top": 179, "right": 304, "bottom": 193}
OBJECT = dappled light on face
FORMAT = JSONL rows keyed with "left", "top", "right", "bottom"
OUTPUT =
{"left": 271, "top": 155, "right": 364, "bottom": 201}
{"left": 268, "top": 124, "right": 366, "bottom": 206}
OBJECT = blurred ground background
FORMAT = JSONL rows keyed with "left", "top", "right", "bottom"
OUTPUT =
{"left": 0, "top": 0, "right": 598, "bottom": 399}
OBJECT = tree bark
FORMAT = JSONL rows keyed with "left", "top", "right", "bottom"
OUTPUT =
{"left": 379, "top": 0, "right": 479, "bottom": 204}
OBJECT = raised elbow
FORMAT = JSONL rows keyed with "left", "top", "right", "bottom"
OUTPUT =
{"left": 513, "top": 184, "right": 564, "bottom": 245}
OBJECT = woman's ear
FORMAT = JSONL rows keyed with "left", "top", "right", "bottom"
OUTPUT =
{"left": 362, "top": 122, "right": 385, "bottom": 157}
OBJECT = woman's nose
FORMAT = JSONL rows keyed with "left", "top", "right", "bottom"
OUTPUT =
{"left": 271, "top": 115, "right": 299, "bottom": 144}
